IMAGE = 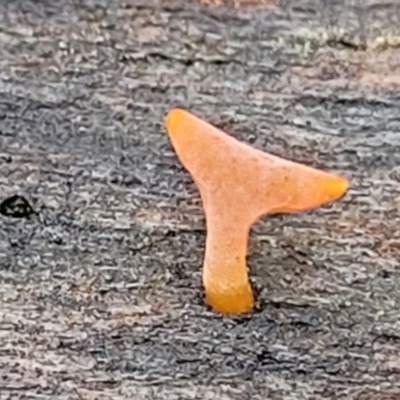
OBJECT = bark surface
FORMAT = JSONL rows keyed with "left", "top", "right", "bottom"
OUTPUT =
{"left": 1, "top": 0, "right": 400, "bottom": 399}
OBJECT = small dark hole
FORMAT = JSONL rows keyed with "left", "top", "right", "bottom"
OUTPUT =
{"left": 0, "top": 195, "right": 36, "bottom": 219}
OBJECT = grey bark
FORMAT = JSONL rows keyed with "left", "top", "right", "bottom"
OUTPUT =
{"left": 1, "top": 0, "right": 400, "bottom": 399}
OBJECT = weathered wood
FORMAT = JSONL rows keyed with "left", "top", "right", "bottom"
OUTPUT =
{"left": 1, "top": 0, "right": 400, "bottom": 399}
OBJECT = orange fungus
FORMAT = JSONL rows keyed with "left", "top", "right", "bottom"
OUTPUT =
{"left": 165, "top": 108, "right": 349, "bottom": 314}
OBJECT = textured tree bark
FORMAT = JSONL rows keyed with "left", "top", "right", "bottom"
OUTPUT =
{"left": 1, "top": 0, "right": 400, "bottom": 399}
